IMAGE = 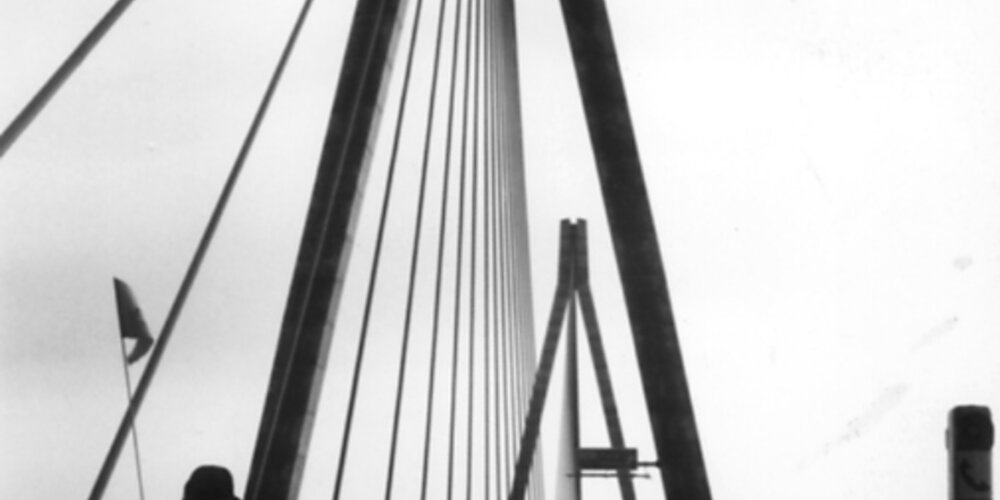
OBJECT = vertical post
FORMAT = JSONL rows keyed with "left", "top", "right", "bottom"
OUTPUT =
{"left": 116, "top": 339, "right": 147, "bottom": 500}
{"left": 242, "top": 0, "right": 407, "bottom": 498}
{"left": 556, "top": 0, "right": 712, "bottom": 498}
{"left": 560, "top": 294, "right": 581, "bottom": 500}
{"left": 573, "top": 221, "right": 636, "bottom": 500}
{"left": 948, "top": 406, "right": 994, "bottom": 500}
{"left": 509, "top": 220, "right": 576, "bottom": 500}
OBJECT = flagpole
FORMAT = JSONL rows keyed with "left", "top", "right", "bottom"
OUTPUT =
{"left": 117, "top": 337, "right": 148, "bottom": 500}
{"left": 88, "top": 0, "right": 318, "bottom": 492}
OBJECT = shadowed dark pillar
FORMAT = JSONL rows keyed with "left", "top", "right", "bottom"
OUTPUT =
{"left": 556, "top": 0, "right": 713, "bottom": 497}
{"left": 243, "top": 0, "right": 406, "bottom": 498}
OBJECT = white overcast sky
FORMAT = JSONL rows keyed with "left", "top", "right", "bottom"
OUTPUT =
{"left": 3, "top": 1, "right": 1000, "bottom": 499}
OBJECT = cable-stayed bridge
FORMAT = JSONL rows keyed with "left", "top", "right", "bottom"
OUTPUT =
{"left": 8, "top": 1, "right": 1000, "bottom": 500}
{"left": 229, "top": 0, "right": 709, "bottom": 498}
{"left": 7, "top": 0, "right": 691, "bottom": 499}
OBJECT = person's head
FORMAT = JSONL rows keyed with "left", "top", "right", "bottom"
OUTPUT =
{"left": 183, "top": 465, "right": 239, "bottom": 500}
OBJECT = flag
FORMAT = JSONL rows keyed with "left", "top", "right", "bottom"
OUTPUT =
{"left": 113, "top": 278, "right": 154, "bottom": 364}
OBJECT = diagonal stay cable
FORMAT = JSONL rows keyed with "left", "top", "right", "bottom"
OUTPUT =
{"left": 464, "top": 0, "right": 483, "bottom": 495}
{"left": 380, "top": 0, "right": 461, "bottom": 495}
{"left": 474, "top": 0, "right": 493, "bottom": 495}
{"left": 329, "top": 0, "right": 434, "bottom": 495}
{"left": 482, "top": 15, "right": 493, "bottom": 497}
{"left": 498, "top": 87, "right": 517, "bottom": 500}
{"left": 416, "top": 0, "right": 467, "bottom": 496}
{"left": 88, "top": 0, "right": 318, "bottom": 497}
{"left": 245, "top": 0, "right": 407, "bottom": 493}
{"left": 445, "top": 0, "right": 475, "bottom": 497}
{"left": 495, "top": 2, "right": 537, "bottom": 490}
{"left": 1, "top": 0, "right": 136, "bottom": 159}
{"left": 495, "top": 9, "right": 520, "bottom": 491}
{"left": 484, "top": 1, "right": 507, "bottom": 495}
{"left": 497, "top": 17, "right": 530, "bottom": 495}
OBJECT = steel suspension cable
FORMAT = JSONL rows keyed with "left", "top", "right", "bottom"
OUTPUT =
{"left": 478, "top": 0, "right": 493, "bottom": 495}
{"left": 512, "top": 161, "right": 530, "bottom": 500}
{"left": 0, "top": 0, "right": 137, "bottom": 159}
{"left": 88, "top": 0, "right": 318, "bottom": 496}
{"left": 416, "top": 0, "right": 466, "bottom": 495}
{"left": 483, "top": 0, "right": 538, "bottom": 494}
{"left": 503, "top": 23, "right": 527, "bottom": 489}
{"left": 499, "top": 91, "right": 519, "bottom": 500}
{"left": 497, "top": 0, "right": 536, "bottom": 492}
{"left": 500, "top": 10, "right": 520, "bottom": 494}
{"left": 380, "top": 0, "right": 451, "bottom": 489}
{"left": 486, "top": 0, "right": 497, "bottom": 402}
{"left": 494, "top": 24, "right": 514, "bottom": 500}
{"left": 499, "top": 22, "right": 522, "bottom": 494}
{"left": 328, "top": 0, "right": 434, "bottom": 495}
{"left": 483, "top": 1, "right": 496, "bottom": 495}
{"left": 501, "top": 2, "right": 533, "bottom": 492}
{"left": 447, "top": 1, "right": 472, "bottom": 500}
{"left": 464, "top": 0, "right": 483, "bottom": 495}
{"left": 482, "top": 107, "right": 493, "bottom": 500}
{"left": 446, "top": 0, "right": 475, "bottom": 497}
{"left": 485, "top": 30, "right": 497, "bottom": 499}
{"left": 495, "top": 67, "right": 526, "bottom": 494}
{"left": 498, "top": 2, "right": 539, "bottom": 494}
{"left": 498, "top": 33, "right": 517, "bottom": 495}
{"left": 487, "top": 0, "right": 515, "bottom": 492}
{"left": 485, "top": 1, "right": 509, "bottom": 495}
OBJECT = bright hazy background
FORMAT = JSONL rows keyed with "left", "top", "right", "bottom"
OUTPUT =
{"left": 3, "top": 0, "right": 1000, "bottom": 499}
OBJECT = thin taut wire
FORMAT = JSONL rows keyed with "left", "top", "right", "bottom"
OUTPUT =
{"left": 117, "top": 338, "right": 147, "bottom": 500}
{"left": 445, "top": 0, "right": 475, "bottom": 497}
{"left": 87, "top": 0, "right": 318, "bottom": 496}
{"left": 381, "top": 0, "right": 457, "bottom": 492}
{"left": 418, "top": 0, "right": 467, "bottom": 496}
{"left": 464, "top": 0, "right": 484, "bottom": 495}
{"left": 0, "top": 0, "right": 138, "bottom": 160}
{"left": 329, "top": 0, "right": 434, "bottom": 494}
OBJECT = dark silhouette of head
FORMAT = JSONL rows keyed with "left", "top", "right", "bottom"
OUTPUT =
{"left": 183, "top": 465, "right": 239, "bottom": 500}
